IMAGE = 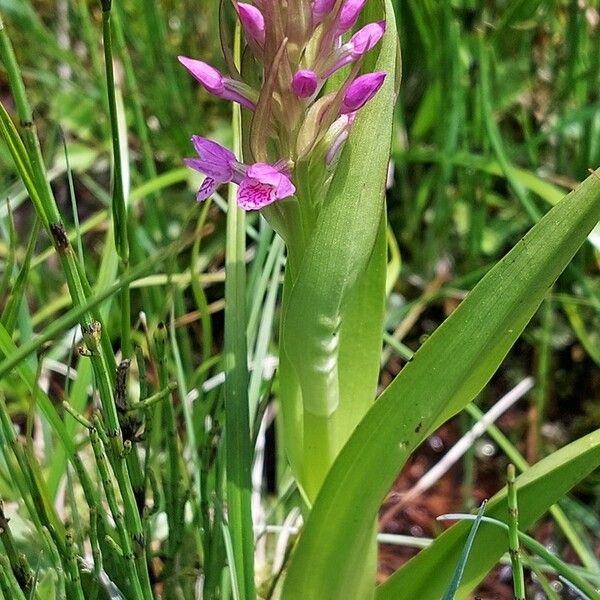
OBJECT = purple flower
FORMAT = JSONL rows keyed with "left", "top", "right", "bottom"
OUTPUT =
{"left": 184, "top": 136, "right": 295, "bottom": 209}
{"left": 350, "top": 21, "right": 386, "bottom": 55}
{"left": 178, "top": 56, "right": 257, "bottom": 110}
{"left": 238, "top": 164, "right": 296, "bottom": 210}
{"left": 237, "top": 3, "right": 266, "bottom": 46}
{"left": 336, "top": 0, "right": 368, "bottom": 35}
{"left": 323, "top": 21, "right": 386, "bottom": 78}
{"left": 292, "top": 70, "right": 319, "bottom": 98}
{"left": 312, "top": 0, "right": 336, "bottom": 25}
{"left": 341, "top": 71, "right": 386, "bottom": 114}
{"left": 184, "top": 136, "right": 242, "bottom": 201}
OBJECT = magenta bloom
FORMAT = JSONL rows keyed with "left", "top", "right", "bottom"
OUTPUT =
{"left": 238, "top": 164, "right": 296, "bottom": 210}
{"left": 178, "top": 56, "right": 257, "bottom": 110}
{"left": 341, "top": 71, "right": 386, "bottom": 114}
{"left": 184, "top": 136, "right": 295, "bottom": 210}
{"left": 184, "top": 136, "right": 240, "bottom": 201}
{"left": 323, "top": 21, "right": 386, "bottom": 78}
{"left": 336, "top": 0, "right": 368, "bottom": 35}
{"left": 292, "top": 70, "right": 319, "bottom": 98}
{"left": 312, "top": 0, "right": 336, "bottom": 25}
{"left": 238, "top": 3, "right": 266, "bottom": 46}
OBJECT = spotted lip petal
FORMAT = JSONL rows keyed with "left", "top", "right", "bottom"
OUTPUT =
{"left": 237, "top": 163, "right": 296, "bottom": 210}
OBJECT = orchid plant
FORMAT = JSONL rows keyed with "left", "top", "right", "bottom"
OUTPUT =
{"left": 178, "top": 0, "right": 397, "bottom": 504}
{"left": 177, "top": 1, "right": 398, "bottom": 595}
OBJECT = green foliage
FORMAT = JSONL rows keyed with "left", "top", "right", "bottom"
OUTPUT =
{"left": 282, "top": 170, "right": 600, "bottom": 599}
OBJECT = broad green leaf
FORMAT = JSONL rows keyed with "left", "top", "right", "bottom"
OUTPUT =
{"left": 377, "top": 427, "right": 600, "bottom": 600}
{"left": 279, "top": 0, "right": 398, "bottom": 500}
{"left": 281, "top": 171, "right": 600, "bottom": 599}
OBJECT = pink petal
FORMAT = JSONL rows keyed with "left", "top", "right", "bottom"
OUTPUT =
{"left": 313, "top": 0, "right": 336, "bottom": 24}
{"left": 246, "top": 163, "right": 282, "bottom": 186}
{"left": 337, "top": 0, "right": 368, "bottom": 34}
{"left": 178, "top": 56, "right": 256, "bottom": 110}
{"left": 273, "top": 173, "right": 296, "bottom": 199}
{"left": 349, "top": 21, "right": 386, "bottom": 55}
{"left": 197, "top": 177, "right": 218, "bottom": 202}
{"left": 237, "top": 179, "right": 278, "bottom": 210}
{"left": 237, "top": 164, "right": 296, "bottom": 210}
{"left": 185, "top": 136, "right": 237, "bottom": 181}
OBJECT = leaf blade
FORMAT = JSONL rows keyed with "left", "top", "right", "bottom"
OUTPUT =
{"left": 282, "top": 171, "right": 600, "bottom": 599}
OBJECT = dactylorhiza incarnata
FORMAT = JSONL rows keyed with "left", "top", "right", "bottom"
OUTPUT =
{"left": 179, "top": 0, "right": 387, "bottom": 211}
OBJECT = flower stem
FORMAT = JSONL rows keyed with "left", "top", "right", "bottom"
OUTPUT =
{"left": 222, "top": 23, "right": 256, "bottom": 600}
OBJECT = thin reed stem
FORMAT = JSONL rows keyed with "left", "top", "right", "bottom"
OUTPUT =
{"left": 507, "top": 464, "right": 526, "bottom": 600}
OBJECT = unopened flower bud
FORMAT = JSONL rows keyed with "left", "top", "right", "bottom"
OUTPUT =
{"left": 350, "top": 21, "right": 386, "bottom": 55}
{"left": 341, "top": 71, "right": 386, "bottom": 114}
{"left": 178, "top": 56, "right": 257, "bottom": 110}
{"left": 238, "top": 3, "right": 266, "bottom": 46}
{"left": 292, "top": 70, "right": 319, "bottom": 98}
{"left": 325, "top": 113, "right": 356, "bottom": 165}
{"left": 337, "top": 0, "right": 368, "bottom": 35}
{"left": 323, "top": 21, "right": 386, "bottom": 78}
{"left": 312, "top": 0, "right": 337, "bottom": 25}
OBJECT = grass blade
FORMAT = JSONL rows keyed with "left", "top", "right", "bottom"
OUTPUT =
{"left": 442, "top": 501, "right": 487, "bottom": 600}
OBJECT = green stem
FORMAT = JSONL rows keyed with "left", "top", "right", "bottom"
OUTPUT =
{"left": 507, "top": 464, "right": 526, "bottom": 600}
{"left": 65, "top": 530, "right": 85, "bottom": 600}
{"left": 89, "top": 418, "right": 146, "bottom": 600}
{"left": 154, "top": 324, "right": 185, "bottom": 562}
{"left": 223, "top": 25, "right": 255, "bottom": 600}
{"left": 466, "top": 403, "right": 600, "bottom": 571}
{"left": 74, "top": 0, "right": 104, "bottom": 84}
{"left": 0, "top": 556, "right": 27, "bottom": 600}
{"left": 101, "top": 3, "right": 131, "bottom": 360}
{"left": 447, "top": 514, "right": 600, "bottom": 600}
